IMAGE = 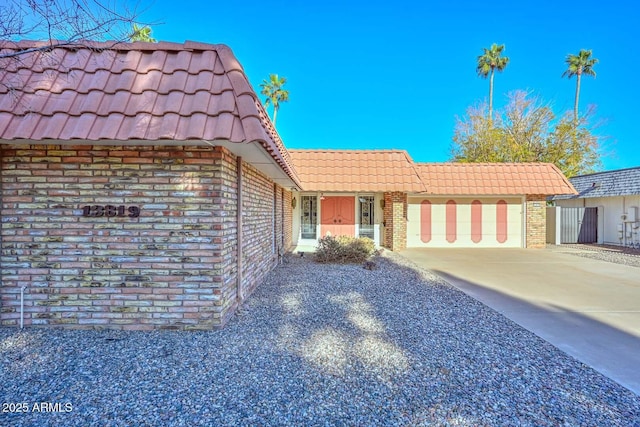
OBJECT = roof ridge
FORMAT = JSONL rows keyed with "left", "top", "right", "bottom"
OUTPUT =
{"left": 570, "top": 166, "right": 640, "bottom": 178}
{"left": 415, "top": 162, "right": 555, "bottom": 166}
{"left": 213, "top": 45, "right": 301, "bottom": 187}
{"left": 288, "top": 148, "right": 410, "bottom": 153}
{"left": 401, "top": 151, "right": 427, "bottom": 193}
{"left": 0, "top": 39, "right": 232, "bottom": 53}
{"left": 546, "top": 163, "right": 577, "bottom": 194}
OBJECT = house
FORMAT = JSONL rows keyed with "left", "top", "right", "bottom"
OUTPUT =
{"left": 0, "top": 40, "right": 301, "bottom": 330}
{"left": 289, "top": 151, "right": 576, "bottom": 249}
{"left": 551, "top": 167, "right": 640, "bottom": 247}
{"left": 0, "top": 40, "right": 576, "bottom": 330}
{"left": 288, "top": 149, "right": 425, "bottom": 251}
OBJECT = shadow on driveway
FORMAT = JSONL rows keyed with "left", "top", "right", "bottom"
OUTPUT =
{"left": 430, "top": 267, "right": 640, "bottom": 396}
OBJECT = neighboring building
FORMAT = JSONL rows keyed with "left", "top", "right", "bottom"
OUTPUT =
{"left": 0, "top": 40, "right": 577, "bottom": 330}
{"left": 551, "top": 167, "right": 640, "bottom": 247}
{"left": 289, "top": 151, "right": 576, "bottom": 249}
{"left": 0, "top": 40, "right": 301, "bottom": 330}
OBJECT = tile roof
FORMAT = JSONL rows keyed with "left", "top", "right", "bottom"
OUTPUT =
{"left": 415, "top": 163, "right": 577, "bottom": 196}
{"left": 552, "top": 166, "right": 640, "bottom": 200}
{"left": 0, "top": 40, "right": 300, "bottom": 187}
{"left": 288, "top": 149, "right": 426, "bottom": 192}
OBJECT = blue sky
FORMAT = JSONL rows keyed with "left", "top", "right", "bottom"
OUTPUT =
{"left": 142, "top": 0, "right": 639, "bottom": 171}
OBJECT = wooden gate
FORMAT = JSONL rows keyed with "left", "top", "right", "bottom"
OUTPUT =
{"left": 561, "top": 207, "right": 597, "bottom": 243}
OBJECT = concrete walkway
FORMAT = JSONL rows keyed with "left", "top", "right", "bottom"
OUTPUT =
{"left": 399, "top": 247, "right": 640, "bottom": 395}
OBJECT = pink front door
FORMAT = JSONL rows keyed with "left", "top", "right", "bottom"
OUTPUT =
{"left": 320, "top": 196, "right": 355, "bottom": 237}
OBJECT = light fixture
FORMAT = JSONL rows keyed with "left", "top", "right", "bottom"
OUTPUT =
{"left": 291, "top": 197, "right": 297, "bottom": 209}
{"left": 319, "top": 193, "right": 325, "bottom": 200}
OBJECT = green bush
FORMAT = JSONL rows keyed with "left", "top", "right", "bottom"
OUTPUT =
{"left": 315, "top": 235, "right": 375, "bottom": 263}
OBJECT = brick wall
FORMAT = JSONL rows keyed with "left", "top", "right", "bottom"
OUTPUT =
{"left": 0, "top": 144, "right": 289, "bottom": 330}
{"left": 237, "top": 161, "right": 278, "bottom": 311}
{"left": 383, "top": 192, "right": 408, "bottom": 251}
{"left": 525, "top": 195, "right": 546, "bottom": 248}
{"left": 211, "top": 148, "right": 238, "bottom": 327}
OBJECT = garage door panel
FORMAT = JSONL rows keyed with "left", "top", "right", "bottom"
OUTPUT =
{"left": 408, "top": 198, "right": 522, "bottom": 248}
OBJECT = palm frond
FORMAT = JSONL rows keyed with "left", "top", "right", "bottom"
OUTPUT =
{"left": 563, "top": 49, "right": 598, "bottom": 79}
{"left": 476, "top": 43, "right": 509, "bottom": 75}
{"left": 259, "top": 73, "right": 289, "bottom": 124}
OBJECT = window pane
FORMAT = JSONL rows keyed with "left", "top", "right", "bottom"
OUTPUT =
{"left": 301, "top": 195, "right": 317, "bottom": 239}
{"left": 359, "top": 196, "right": 374, "bottom": 239}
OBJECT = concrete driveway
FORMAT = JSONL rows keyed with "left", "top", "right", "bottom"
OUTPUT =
{"left": 399, "top": 247, "right": 640, "bottom": 395}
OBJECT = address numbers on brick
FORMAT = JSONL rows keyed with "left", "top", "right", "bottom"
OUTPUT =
{"left": 82, "top": 205, "right": 140, "bottom": 218}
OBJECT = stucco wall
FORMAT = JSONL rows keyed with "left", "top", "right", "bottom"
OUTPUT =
{"left": 556, "top": 196, "right": 640, "bottom": 246}
{"left": 0, "top": 144, "right": 289, "bottom": 330}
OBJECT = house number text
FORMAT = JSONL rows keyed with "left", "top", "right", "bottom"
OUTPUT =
{"left": 82, "top": 205, "right": 140, "bottom": 218}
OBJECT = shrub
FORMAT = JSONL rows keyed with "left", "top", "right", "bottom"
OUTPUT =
{"left": 315, "top": 235, "right": 375, "bottom": 263}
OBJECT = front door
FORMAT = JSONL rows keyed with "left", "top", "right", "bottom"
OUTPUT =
{"left": 320, "top": 196, "right": 355, "bottom": 237}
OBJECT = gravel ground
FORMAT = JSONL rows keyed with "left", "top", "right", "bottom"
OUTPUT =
{"left": 550, "top": 244, "right": 640, "bottom": 268}
{"left": 2, "top": 252, "right": 640, "bottom": 426}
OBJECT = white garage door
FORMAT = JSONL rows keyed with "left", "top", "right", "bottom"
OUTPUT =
{"left": 407, "top": 197, "right": 523, "bottom": 248}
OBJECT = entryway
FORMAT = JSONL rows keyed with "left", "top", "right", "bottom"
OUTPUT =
{"left": 320, "top": 196, "right": 355, "bottom": 237}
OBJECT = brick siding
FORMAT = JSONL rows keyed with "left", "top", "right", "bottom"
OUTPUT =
{"left": 0, "top": 144, "right": 290, "bottom": 330}
{"left": 525, "top": 195, "right": 547, "bottom": 248}
{"left": 383, "top": 192, "right": 408, "bottom": 251}
{"left": 237, "top": 161, "right": 279, "bottom": 312}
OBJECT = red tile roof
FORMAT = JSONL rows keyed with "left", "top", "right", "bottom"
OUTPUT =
{"left": 415, "top": 163, "right": 577, "bottom": 195}
{"left": 0, "top": 40, "right": 300, "bottom": 186}
{"left": 289, "top": 149, "right": 426, "bottom": 192}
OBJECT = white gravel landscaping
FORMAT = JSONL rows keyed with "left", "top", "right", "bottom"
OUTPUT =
{"left": 1, "top": 251, "right": 639, "bottom": 426}
{"left": 553, "top": 243, "right": 640, "bottom": 268}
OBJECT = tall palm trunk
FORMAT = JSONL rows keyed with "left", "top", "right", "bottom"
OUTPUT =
{"left": 573, "top": 71, "right": 581, "bottom": 125}
{"left": 488, "top": 67, "right": 495, "bottom": 123}
{"left": 272, "top": 107, "right": 278, "bottom": 127}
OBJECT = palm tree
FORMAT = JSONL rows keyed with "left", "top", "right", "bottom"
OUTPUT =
{"left": 260, "top": 74, "right": 289, "bottom": 127}
{"left": 130, "top": 24, "right": 156, "bottom": 42}
{"left": 476, "top": 44, "right": 509, "bottom": 122}
{"left": 562, "top": 49, "right": 597, "bottom": 124}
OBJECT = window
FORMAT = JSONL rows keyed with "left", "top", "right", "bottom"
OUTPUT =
{"left": 358, "top": 196, "right": 375, "bottom": 239}
{"left": 301, "top": 195, "right": 317, "bottom": 239}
